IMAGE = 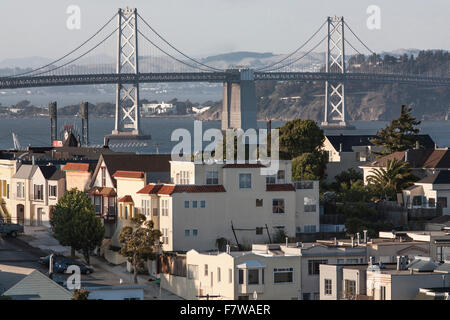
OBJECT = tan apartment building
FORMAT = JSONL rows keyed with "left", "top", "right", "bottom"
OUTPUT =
{"left": 0, "top": 158, "right": 18, "bottom": 221}
{"left": 62, "top": 162, "right": 96, "bottom": 192}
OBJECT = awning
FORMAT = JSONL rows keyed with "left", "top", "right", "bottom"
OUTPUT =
{"left": 237, "top": 260, "right": 266, "bottom": 269}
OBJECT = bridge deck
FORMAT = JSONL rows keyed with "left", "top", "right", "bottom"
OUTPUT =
{"left": 0, "top": 72, "right": 448, "bottom": 89}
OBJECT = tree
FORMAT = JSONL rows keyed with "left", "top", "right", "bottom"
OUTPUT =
{"left": 371, "top": 105, "right": 421, "bottom": 155}
{"left": 50, "top": 189, "right": 105, "bottom": 261}
{"left": 119, "top": 214, "right": 162, "bottom": 284}
{"left": 292, "top": 151, "right": 328, "bottom": 181}
{"left": 278, "top": 119, "right": 325, "bottom": 159}
{"left": 72, "top": 209, "right": 105, "bottom": 265}
{"left": 72, "top": 289, "right": 90, "bottom": 300}
{"left": 366, "top": 159, "right": 418, "bottom": 200}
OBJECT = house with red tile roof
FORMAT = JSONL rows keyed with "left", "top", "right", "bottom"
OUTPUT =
{"left": 111, "top": 160, "right": 320, "bottom": 252}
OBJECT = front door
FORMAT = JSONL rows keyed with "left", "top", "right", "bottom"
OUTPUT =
{"left": 16, "top": 204, "right": 24, "bottom": 225}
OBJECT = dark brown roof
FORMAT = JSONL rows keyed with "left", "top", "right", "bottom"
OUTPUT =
{"left": 361, "top": 148, "right": 436, "bottom": 169}
{"left": 422, "top": 150, "right": 450, "bottom": 169}
{"left": 95, "top": 154, "right": 171, "bottom": 187}
{"left": 222, "top": 163, "right": 266, "bottom": 168}
{"left": 266, "top": 184, "right": 296, "bottom": 192}
{"left": 137, "top": 184, "right": 226, "bottom": 195}
{"left": 417, "top": 170, "right": 450, "bottom": 184}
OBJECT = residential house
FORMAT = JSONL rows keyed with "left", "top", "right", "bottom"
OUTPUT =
{"left": 132, "top": 160, "right": 320, "bottom": 252}
{"left": 360, "top": 147, "right": 450, "bottom": 185}
{"left": 10, "top": 164, "right": 65, "bottom": 227}
{"left": 0, "top": 158, "right": 18, "bottom": 222}
{"left": 62, "top": 162, "right": 96, "bottom": 192}
{"left": 323, "top": 134, "right": 434, "bottom": 184}
{"left": 1, "top": 264, "right": 72, "bottom": 300}
{"left": 88, "top": 154, "right": 171, "bottom": 237}
{"left": 160, "top": 242, "right": 366, "bottom": 300}
{"left": 402, "top": 170, "right": 450, "bottom": 215}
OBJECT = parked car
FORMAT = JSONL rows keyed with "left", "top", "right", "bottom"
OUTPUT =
{"left": 0, "top": 220, "right": 24, "bottom": 238}
{"left": 38, "top": 254, "right": 94, "bottom": 274}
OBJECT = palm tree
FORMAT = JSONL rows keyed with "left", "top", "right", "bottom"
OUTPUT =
{"left": 367, "top": 159, "right": 417, "bottom": 199}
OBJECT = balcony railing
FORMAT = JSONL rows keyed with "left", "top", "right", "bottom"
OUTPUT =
{"left": 294, "top": 181, "right": 314, "bottom": 189}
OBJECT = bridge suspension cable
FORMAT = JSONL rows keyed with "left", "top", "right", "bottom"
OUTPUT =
{"left": 343, "top": 21, "right": 376, "bottom": 55}
{"left": 256, "top": 19, "right": 327, "bottom": 71}
{"left": 137, "top": 30, "right": 220, "bottom": 72}
{"left": 137, "top": 13, "right": 223, "bottom": 72}
{"left": 262, "top": 34, "right": 328, "bottom": 72}
{"left": 24, "top": 26, "right": 118, "bottom": 77}
{"left": 5, "top": 13, "right": 118, "bottom": 78}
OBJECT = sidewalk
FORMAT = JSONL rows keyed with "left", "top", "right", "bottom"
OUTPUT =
{"left": 21, "top": 226, "right": 72, "bottom": 255}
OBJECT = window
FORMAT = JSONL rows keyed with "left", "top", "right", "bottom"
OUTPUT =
{"left": 179, "top": 171, "right": 190, "bottom": 184}
{"left": 273, "top": 268, "right": 293, "bottom": 283}
{"left": 304, "top": 197, "right": 317, "bottom": 213}
{"left": 161, "top": 199, "right": 169, "bottom": 216}
{"left": 262, "top": 269, "right": 265, "bottom": 284}
{"left": 229, "top": 269, "right": 233, "bottom": 283}
{"left": 16, "top": 182, "right": 24, "bottom": 199}
{"left": 303, "top": 293, "right": 311, "bottom": 300}
{"left": 296, "top": 226, "right": 301, "bottom": 233}
{"left": 48, "top": 185, "right": 57, "bottom": 198}
{"left": 337, "top": 259, "right": 345, "bottom": 264}
{"left": 101, "top": 167, "right": 106, "bottom": 187}
{"left": 345, "top": 280, "right": 356, "bottom": 299}
{"left": 187, "top": 264, "right": 198, "bottom": 280}
{"left": 266, "top": 175, "right": 276, "bottom": 184}
{"left": 238, "top": 269, "right": 244, "bottom": 284}
{"left": 256, "top": 227, "right": 263, "bottom": 235}
{"left": 206, "top": 171, "right": 219, "bottom": 185}
{"left": 141, "top": 199, "right": 150, "bottom": 216}
{"left": 438, "top": 197, "right": 448, "bottom": 208}
{"left": 0, "top": 180, "right": 6, "bottom": 198}
{"left": 33, "top": 184, "right": 44, "bottom": 201}
{"left": 217, "top": 267, "right": 221, "bottom": 282}
{"left": 192, "top": 200, "right": 198, "bottom": 208}
{"left": 272, "top": 199, "right": 285, "bottom": 214}
{"left": 428, "top": 198, "right": 436, "bottom": 207}
{"left": 94, "top": 196, "right": 102, "bottom": 215}
{"left": 324, "top": 279, "right": 332, "bottom": 295}
{"left": 161, "top": 228, "right": 169, "bottom": 245}
{"left": 204, "top": 264, "right": 208, "bottom": 276}
{"left": 248, "top": 269, "right": 259, "bottom": 285}
{"left": 277, "top": 170, "right": 285, "bottom": 183}
{"left": 304, "top": 225, "right": 317, "bottom": 233}
{"left": 346, "top": 259, "right": 359, "bottom": 264}
{"left": 192, "top": 229, "right": 198, "bottom": 237}
{"left": 256, "top": 199, "right": 263, "bottom": 207}
{"left": 308, "top": 260, "right": 328, "bottom": 275}
{"left": 239, "top": 173, "right": 252, "bottom": 189}
{"left": 184, "top": 230, "right": 190, "bottom": 237}
{"left": 200, "top": 200, "right": 206, "bottom": 208}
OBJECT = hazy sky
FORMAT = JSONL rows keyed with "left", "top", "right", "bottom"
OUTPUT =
{"left": 0, "top": 0, "right": 448, "bottom": 61}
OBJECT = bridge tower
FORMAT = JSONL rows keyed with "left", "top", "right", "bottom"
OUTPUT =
{"left": 111, "top": 8, "right": 143, "bottom": 138}
{"left": 322, "top": 16, "right": 350, "bottom": 128}
{"left": 221, "top": 68, "right": 257, "bottom": 131}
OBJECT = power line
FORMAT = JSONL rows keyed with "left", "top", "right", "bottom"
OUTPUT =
{"left": 4, "top": 13, "right": 118, "bottom": 78}
{"left": 137, "top": 13, "right": 223, "bottom": 72}
{"left": 256, "top": 19, "right": 327, "bottom": 71}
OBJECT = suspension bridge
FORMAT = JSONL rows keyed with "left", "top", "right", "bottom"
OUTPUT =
{"left": 0, "top": 8, "right": 448, "bottom": 136}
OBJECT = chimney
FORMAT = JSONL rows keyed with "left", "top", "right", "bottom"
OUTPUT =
{"left": 226, "top": 244, "right": 230, "bottom": 254}
{"left": 334, "top": 237, "right": 337, "bottom": 245}
{"left": 285, "top": 237, "right": 289, "bottom": 247}
{"left": 363, "top": 230, "right": 368, "bottom": 243}
{"left": 49, "top": 101, "right": 57, "bottom": 144}
{"left": 396, "top": 256, "right": 401, "bottom": 271}
{"left": 356, "top": 233, "right": 361, "bottom": 245}
{"left": 405, "top": 149, "right": 409, "bottom": 162}
{"left": 415, "top": 140, "right": 419, "bottom": 150}
{"left": 32, "top": 155, "right": 36, "bottom": 166}
{"left": 351, "top": 236, "right": 354, "bottom": 248}
{"left": 339, "top": 143, "right": 343, "bottom": 152}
